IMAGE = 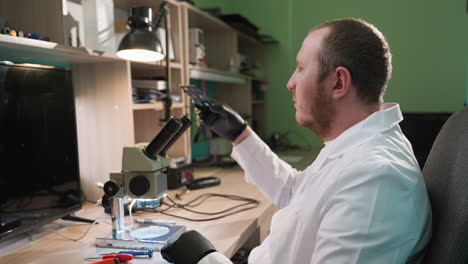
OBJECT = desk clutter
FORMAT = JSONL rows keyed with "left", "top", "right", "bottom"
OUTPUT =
{"left": 96, "top": 193, "right": 259, "bottom": 251}
{"left": 95, "top": 222, "right": 186, "bottom": 251}
{"left": 132, "top": 79, "right": 182, "bottom": 104}
{"left": 0, "top": 16, "right": 50, "bottom": 41}
{"left": 0, "top": 166, "right": 274, "bottom": 264}
{"left": 95, "top": 117, "right": 260, "bottom": 251}
{"left": 86, "top": 249, "right": 154, "bottom": 264}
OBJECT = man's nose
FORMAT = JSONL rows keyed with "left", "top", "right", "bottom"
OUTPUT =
{"left": 287, "top": 75, "right": 295, "bottom": 91}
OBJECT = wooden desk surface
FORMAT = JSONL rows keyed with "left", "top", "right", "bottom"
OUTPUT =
{"left": 0, "top": 167, "right": 276, "bottom": 264}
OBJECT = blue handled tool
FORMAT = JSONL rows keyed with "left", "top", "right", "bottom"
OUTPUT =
{"left": 180, "top": 85, "right": 213, "bottom": 107}
{"left": 103, "top": 249, "right": 153, "bottom": 258}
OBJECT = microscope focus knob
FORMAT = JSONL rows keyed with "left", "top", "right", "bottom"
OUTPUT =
{"left": 101, "top": 194, "right": 113, "bottom": 209}
{"left": 104, "top": 181, "right": 120, "bottom": 197}
{"left": 129, "top": 175, "right": 150, "bottom": 197}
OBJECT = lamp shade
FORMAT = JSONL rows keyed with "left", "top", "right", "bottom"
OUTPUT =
{"left": 116, "top": 6, "right": 165, "bottom": 62}
{"left": 117, "top": 29, "right": 165, "bottom": 62}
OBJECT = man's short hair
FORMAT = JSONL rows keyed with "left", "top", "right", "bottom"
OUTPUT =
{"left": 314, "top": 18, "right": 392, "bottom": 104}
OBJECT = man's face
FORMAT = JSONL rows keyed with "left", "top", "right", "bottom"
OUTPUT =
{"left": 286, "top": 28, "right": 335, "bottom": 138}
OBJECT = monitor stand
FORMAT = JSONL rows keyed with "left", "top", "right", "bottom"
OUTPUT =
{"left": 61, "top": 215, "right": 96, "bottom": 224}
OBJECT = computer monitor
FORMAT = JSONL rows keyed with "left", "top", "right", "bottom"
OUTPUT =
{"left": 400, "top": 112, "right": 453, "bottom": 169}
{"left": 0, "top": 62, "right": 81, "bottom": 241}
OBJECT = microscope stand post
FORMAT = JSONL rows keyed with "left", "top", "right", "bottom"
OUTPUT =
{"left": 112, "top": 197, "right": 125, "bottom": 239}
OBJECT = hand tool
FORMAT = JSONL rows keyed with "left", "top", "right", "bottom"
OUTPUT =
{"left": 86, "top": 254, "right": 132, "bottom": 262}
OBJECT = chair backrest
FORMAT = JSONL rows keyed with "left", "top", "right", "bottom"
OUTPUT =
{"left": 422, "top": 106, "right": 468, "bottom": 263}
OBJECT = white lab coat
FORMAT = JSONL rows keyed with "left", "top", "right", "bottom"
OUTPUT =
{"left": 231, "top": 103, "right": 432, "bottom": 264}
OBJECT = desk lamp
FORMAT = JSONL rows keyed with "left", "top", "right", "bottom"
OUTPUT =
{"left": 117, "top": 1, "right": 172, "bottom": 121}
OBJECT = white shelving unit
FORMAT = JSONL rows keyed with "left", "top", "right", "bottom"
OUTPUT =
{"left": 0, "top": 0, "right": 190, "bottom": 202}
{"left": 0, "top": 0, "right": 269, "bottom": 201}
{"left": 181, "top": 3, "right": 268, "bottom": 137}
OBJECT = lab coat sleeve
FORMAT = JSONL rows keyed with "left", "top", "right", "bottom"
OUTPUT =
{"left": 231, "top": 130, "right": 300, "bottom": 208}
{"left": 198, "top": 252, "right": 233, "bottom": 264}
{"left": 310, "top": 163, "right": 420, "bottom": 264}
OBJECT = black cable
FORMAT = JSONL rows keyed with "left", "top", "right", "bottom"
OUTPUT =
{"left": 167, "top": 193, "right": 257, "bottom": 208}
{"left": 167, "top": 193, "right": 258, "bottom": 215}
{"left": 164, "top": 193, "right": 259, "bottom": 214}
{"left": 163, "top": 201, "right": 256, "bottom": 215}
{"left": 144, "top": 193, "right": 260, "bottom": 222}
{"left": 155, "top": 204, "right": 260, "bottom": 222}
{"left": 161, "top": 195, "right": 258, "bottom": 215}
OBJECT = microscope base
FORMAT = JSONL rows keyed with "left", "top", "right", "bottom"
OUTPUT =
{"left": 96, "top": 223, "right": 186, "bottom": 250}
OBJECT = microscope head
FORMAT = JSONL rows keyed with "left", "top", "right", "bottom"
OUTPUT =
{"left": 104, "top": 116, "right": 191, "bottom": 200}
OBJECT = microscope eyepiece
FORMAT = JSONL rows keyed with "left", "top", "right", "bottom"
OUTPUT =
{"left": 104, "top": 181, "right": 120, "bottom": 197}
{"left": 144, "top": 116, "right": 191, "bottom": 158}
{"left": 159, "top": 116, "right": 192, "bottom": 156}
{"left": 144, "top": 117, "right": 184, "bottom": 159}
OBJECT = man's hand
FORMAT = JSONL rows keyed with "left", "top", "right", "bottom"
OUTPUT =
{"left": 161, "top": 230, "right": 232, "bottom": 264}
{"left": 196, "top": 103, "right": 247, "bottom": 142}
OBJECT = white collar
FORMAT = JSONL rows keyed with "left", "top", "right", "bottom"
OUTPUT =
{"left": 310, "top": 103, "right": 403, "bottom": 171}
{"left": 326, "top": 103, "right": 403, "bottom": 159}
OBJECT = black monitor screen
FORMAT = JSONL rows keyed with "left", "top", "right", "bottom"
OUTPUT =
{"left": 400, "top": 112, "right": 452, "bottom": 169}
{"left": 0, "top": 62, "right": 81, "bottom": 241}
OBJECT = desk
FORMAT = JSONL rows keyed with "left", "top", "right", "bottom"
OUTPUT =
{"left": 0, "top": 167, "right": 276, "bottom": 264}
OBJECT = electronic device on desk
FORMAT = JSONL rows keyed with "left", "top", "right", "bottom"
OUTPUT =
{"left": 0, "top": 61, "right": 85, "bottom": 242}
{"left": 97, "top": 116, "right": 191, "bottom": 250}
{"left": 167, "top": 160, "right": 193, "bottom": 190}
{"left": 187, "top": 176, "right": 220, "bottom": 190}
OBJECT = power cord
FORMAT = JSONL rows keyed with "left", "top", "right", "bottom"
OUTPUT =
{"left": 54, "top": 220, "right": 111, "bottom": 241}
{"left": 144, "top": 193, "right": 260, "bottom": 222}
{"left": 125, "top": 199, "right": 136, "bottom": 230}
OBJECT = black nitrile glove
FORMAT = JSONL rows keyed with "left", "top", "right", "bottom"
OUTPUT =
{"left": 161, "top": 230, "right": 217, "bottom": 264}
{"left": 196, "top": 103, "right": 247, "bottom": 142}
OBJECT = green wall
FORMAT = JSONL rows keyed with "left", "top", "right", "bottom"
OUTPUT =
{"left": 194, "top": 0, "right": 468, "bottom": 148}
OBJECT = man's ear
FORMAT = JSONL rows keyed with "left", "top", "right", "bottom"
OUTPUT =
{"left": 332, "top": 66, "right": 352, "bottom": 100}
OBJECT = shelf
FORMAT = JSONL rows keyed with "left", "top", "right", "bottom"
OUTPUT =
{"left": 131, "top": 61, "right": 182, "bottom": 78}
{"left": 132, "top": 60, "right": 182, "bottom": 69}
{"left": 0, "top": 34, "right": 122, "bottom": 65}
{"left": 184, "top": 3, "right": 232, "bottom": 31}
{"left": 237, "top": 31, "right": 263, "bottom": 48}
{"left": 189, "top": 65, "right": 248, "bottom": 85}
{"left": 114, "top": 0, "right": 180, "bottom": 11}
{"left": 0, "top": 35, "right": 185, "bottom": 69}
{"left": 133, "top": 101, "right": 185, "bottom": 111}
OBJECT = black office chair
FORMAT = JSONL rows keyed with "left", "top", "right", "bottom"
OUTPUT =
{"left": 422, "top": 106, "right": 468, "bottom": 263}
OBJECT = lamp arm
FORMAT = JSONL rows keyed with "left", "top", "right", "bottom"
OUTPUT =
{"left": 151, "top": 0, "right": 172, "bottom": 122}
{"left": 153, "top": 1, "right": 169, "bottom": 30}
{"left": 162, "top": 13, "right": 172, "bottom": 122}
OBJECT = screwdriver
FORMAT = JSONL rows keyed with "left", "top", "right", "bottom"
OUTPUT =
{"left": 89, "top": 259, "right": 120, "bottom": 264}
{"left": 86, "top": 254, "right": 133, "bottom": 262}
{"left": 103, "top": 249, "right": 153, "bottom": 258}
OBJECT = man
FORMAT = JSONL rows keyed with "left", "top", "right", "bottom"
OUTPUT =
{"left": 161, "top": 18, "right": 432, "bottom": 264}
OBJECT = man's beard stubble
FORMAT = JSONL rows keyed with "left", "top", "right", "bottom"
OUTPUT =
{"left": 303, "top": 82, "right": 334, "bottom": 139}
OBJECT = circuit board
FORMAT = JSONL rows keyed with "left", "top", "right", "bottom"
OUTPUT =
{"left": 180, "top": 85, "right": 213, "bottom": 107}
